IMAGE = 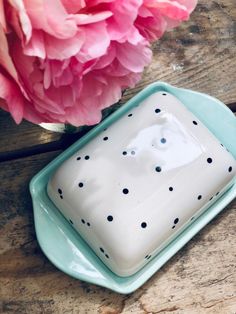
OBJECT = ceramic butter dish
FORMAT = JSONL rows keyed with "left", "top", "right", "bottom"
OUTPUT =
{"left": 47, "top": 90, "right": 236, "bottom": 277}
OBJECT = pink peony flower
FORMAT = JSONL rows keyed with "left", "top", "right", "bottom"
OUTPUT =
{"left": 0, "top": 0, "right": 197, "bottom": 126}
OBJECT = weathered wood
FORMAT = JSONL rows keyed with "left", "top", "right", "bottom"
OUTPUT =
{"left": 0, "top": 108, "right": 62, "bottom": 155}
{"left": 125, "top": 0, "right": 236, "bottom": 105}
{"left": 0, "top": 153, "right": 235, "bottom": 313}
{"left": 1, "top": 0, "right": 236, "bottom": 156}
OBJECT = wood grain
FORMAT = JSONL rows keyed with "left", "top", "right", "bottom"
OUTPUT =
{"left": 1, "top": 0, "right": 236, "bottom": 154}
{"left": 0, "top": 108, "right": 62, "bottom": 155}
{"left": 0, "top": 154, "right": 235, "bottom": 314}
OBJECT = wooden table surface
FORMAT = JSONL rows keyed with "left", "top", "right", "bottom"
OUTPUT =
{"left": 0, "top": 1, "right": 236, "bottom": 313}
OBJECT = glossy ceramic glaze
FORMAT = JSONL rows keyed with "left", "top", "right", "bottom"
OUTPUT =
{"left": 30, "top": 82, "right": 236, "bottom": 293}
{"left": 47, "top": 90, "right": 236, "bottom": 277}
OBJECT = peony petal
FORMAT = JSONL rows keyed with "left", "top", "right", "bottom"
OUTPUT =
{"left": 76, "top": 22, "right": 110, "bottom": 62}
{"left": 9, "top": 0, "right": 32, "bottom": 42}
{"left": 74, "top": 11, "right": 113, "bottom": 25}
{"left": 23, "top": 0, "right": 78, "bottom": 39}
{"left": 116, "top": 41, "right": 152, "bottom": 73}
{"left": 0, "top": 72, "right": 24, "bottom": 123}
{"left": 61, "top": 0, "right": 86, "bottom": 14}
{"left": 44, "top": 31, "right": 84, "bottom": 60}
{"left": 0, "top": 25, "right": 18, "bottom": 80}
{"left": 0, "top": 0, "right": 7, "bottom": 31}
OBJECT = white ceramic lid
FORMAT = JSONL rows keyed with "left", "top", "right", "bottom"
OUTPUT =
{"left": 47, "top": 91, "right": 236, "bottom": 276}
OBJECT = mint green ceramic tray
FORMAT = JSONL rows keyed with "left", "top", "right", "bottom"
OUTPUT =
{"left": 30, "top": 82, "right": 236, "bottom": 294}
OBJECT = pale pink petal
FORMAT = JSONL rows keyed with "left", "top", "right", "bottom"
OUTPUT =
{"left": 24, "top": 29, "right": 46, "bottom": 58}
{"left": 0, "top": 0, "right": 7, "bottom": 31}
{"left": 23, "top": 0, "right": 77, "bottom": 39}
{"left": 76, "top": 22, "right": 110, "bottom": 62}
{"left": 0, "top": 72, "right": 24, "bottom": 123}
{"left": 61, "top": 0, "right": 86, "bottom": 13}
{"left": 74, "top": 11, "right": 113, "bottom": 25}
{"left": 44, "top": 31, "right": 84, "bottom": 60}
{"left": 9, "top": 0, "right": 32, "bottom": 42}
{"left": 116, "top": 41, "right": 152, "bottom": 73}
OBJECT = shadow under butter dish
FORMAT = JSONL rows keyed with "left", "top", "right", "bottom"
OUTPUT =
{"left": 47, "top": 91, "right": 236, "bottom": 277}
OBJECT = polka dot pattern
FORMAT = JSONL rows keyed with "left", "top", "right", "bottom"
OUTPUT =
{"left": 141, "top": 222, "right": 147, "bottom": 229}
{"left": 58, "top": 188, "right": 63, "bottom": 199}
{"left": 56, "top": 91, "right": 235, "bottom": 269}
{"left": 107, "top": 215, "right": 113, "bottom": 222}
{"left": 172, "top": 218, "right": 179, "bottom": 229}
{"left": 100, "top": 247, "right": 109, "bottom": 259}
{"left": 81, "top": 218, "right": 91, "bottom": 227}
{"left": 122, "top": 188, "right": 129, "bottom": 195}
{"left": 207, "top": 158, "right": 213, "bottom": 164}
{"left": 77, "top": 155, "right": 90, "bottom": 161}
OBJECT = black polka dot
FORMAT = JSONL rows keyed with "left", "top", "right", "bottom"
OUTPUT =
{"left": 78, "top": 182, "right": 84, "bottom": 188}
{"left": 69, "top": 219, "right": 73, "bottom": 224}
{"left": 162, "top": 93, "right": 167, "bottom": 96}
{"left": 160, "top": 138, "right": 166, "bottom": 144}
{"left": 155, "top": 166, "right": 162, "bottom": 172}
{"left": 131, "top": 150, "right": 135, "bottom": 155}
{"left": 122, "top": 188, "right": 129, "bottom": 194}
{"left": 103, "top": 136, "right": 108, "bottom": 141}
{"left": 141, "top": 222, "right": 147, "bottom": 228}
{"left": 193, "top": 121, "right": 198, "bottom": 125}
{"left": 220, "top": 143, "right": 224, "bottom": 147}
{"left": 76, "top": 157, "right": 81, "bottom": 160}
{"left": 100, "top": 247, "right": 104, "bottom": 253}
{"left": 60, "top": 195, "right": 63, "bottom": 199}
{"left": 174, "top": 218, "right": 179, "bottom": 224}
{"left": 58, "top": 188, "right": 62, "bottom": 194}
{"left": 228, "top": 166, "right": 232, "bottom": 172}
{"left": 169, "top": 187, "right": 173, "bottom": 191}
{"left": 84, "top": 155, "right": 90, "bottom": 160}
{"left": 147, "top": 255, "right": 151, "bottom": 260}
{"left": 128, "top": 113, "right": 133, "bottom": 117}
{"left": 122, "top": 151, "right": 127, "bottom": 155}
{"left": 207, "top": 158, "right": 213, "bottom": 164}
{"left": 155, "top": 108, "right": 161, "bottom": 113}
{"left": 105, "top": 254, "right": 109, "bottom": 259}
{"left": 81, "top": 219, "right": 85, "bottom": 224}
{"left": 197, "top": 195, "right": 202, "bottom": 200}
{"left": 172, "top": 225, "right": 175, "bottom": 229}
{"left": 107, "top": 215, "right": 113, "bottom": 222}
{"left": 87, "top": 222, "right": 90, "bottom": 227}
{"left": 216, "top": 192, "right": 219, "bottom": 196}
{"left": 209, "top": 196, "right": 213, "bottom": 201}
{"left": 145, "top": 255, "right": 149, "bottom": 259}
